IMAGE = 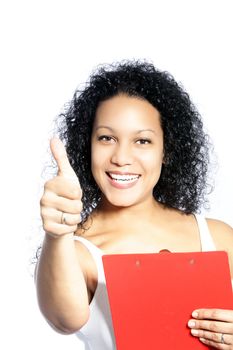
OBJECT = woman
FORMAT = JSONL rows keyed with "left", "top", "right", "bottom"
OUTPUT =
{"left": 36, "top": 60, "right": 233, "bottom": 349}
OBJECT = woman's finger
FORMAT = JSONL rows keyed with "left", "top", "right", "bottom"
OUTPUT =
{"left": 188, "top": 309, "right": 233, "bottom": 349}
{"left": 198, "top": 334, "right": 232, "bottom": 349}
{"left": 192, "top": 309, "right": 233, "bottom": 323}
{"left": 188, "top": 318, "right": 233, "bottom": 334}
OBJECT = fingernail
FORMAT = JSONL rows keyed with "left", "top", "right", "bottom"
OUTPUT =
{"left": 199, "top": 338, "right": 206, "bottom": 343}
{"left": 192, "top": 311, "right": 198, "bottom": 318}
{"left": 188, "top": 320, "right": 196, "bottom": 328}
{"left": 191, "top": 329, "right": 198, "bottom": 335}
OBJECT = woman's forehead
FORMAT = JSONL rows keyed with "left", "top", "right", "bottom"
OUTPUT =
{"left": 94, "top": 95, "right": 161, "bottom": 131}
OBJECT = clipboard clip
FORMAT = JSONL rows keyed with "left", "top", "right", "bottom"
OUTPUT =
{"left": 159, "top": 249, "right": 171, "bottom": 254}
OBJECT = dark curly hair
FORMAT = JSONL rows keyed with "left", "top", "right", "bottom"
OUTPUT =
{"left": 57, "top": 60, "right": 211, "bottom": 222}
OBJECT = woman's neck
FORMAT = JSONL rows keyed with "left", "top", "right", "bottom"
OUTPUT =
{"left": 92, "top": 197, "right": 165, "bottom": 225}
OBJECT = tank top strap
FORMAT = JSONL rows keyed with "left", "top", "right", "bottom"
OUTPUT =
{"left": 194, "top": 214, "right": 216, "bottom": 251}
{"left": 73, "top": 235, "right": 106, "bottom": 283}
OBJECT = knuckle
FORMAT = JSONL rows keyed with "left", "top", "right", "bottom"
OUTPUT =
{"left": 202, "top": 330, "right": 208, "bottom": 338}
{"left": 79, "top": 188, "right": 83, "bottom": 198}
{"left": 67, "top": 214, "right": 81, "bottom": 226}
{"left": 211, "top": 309, "right": 220, "bottom": 319}
{"left": 43, "top": 221, "right": 55, "bottom": 233}
{"left": 68, "top": 200, "right": 83, "bottom": 214}
{"left": 209, "top": 322, "right": 218, "bottom": 332}
{"left": 79, "top": 200, "right": 83, "bottom": 211}
{"left": 40, "top": 207, "right": 48, "bottom": 220}
{"left": 40, "top": 195, "right": 50, "bottom": 208}
{"left": 75, "top": 200, "right": 83, "bottom": 212}
{"left": 76, "top": 214, "right": 82, "bottom": 224}
{"left": 212, "top": 332, "right": 219, "bottom": 341}
{"left": 40, "top": 190, "right": 56, "bottom": 208}
{"left": 197, "top": 329, "right": 204, "bottom": 337}
{"left": 71, "top": 224, "right": 78, "bottom": 232}
{"left": 71, "top": 185, "right": 82, "bottom": 199}
{"left": 44, "top": 178, "right": 56, "bottom": 190}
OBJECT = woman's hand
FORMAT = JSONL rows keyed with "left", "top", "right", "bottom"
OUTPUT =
{"left": 37, "top": 139, "right": 89, "bottom": 333}
{"left": 40, "top": 137, "right": 83, "bottom": 238}
{"left": 188, "top": 308, "right": 233, "bottom": 349}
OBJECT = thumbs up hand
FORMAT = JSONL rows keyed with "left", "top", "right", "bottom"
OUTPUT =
{"left": 50, "top": 138, "right": 79, "bottom": 181}
{"left": 40, "top": 138, "right": 83, "bottom": 237}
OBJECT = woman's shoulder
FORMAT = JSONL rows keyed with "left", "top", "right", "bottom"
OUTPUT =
{"left": 206, "top": 217, "right": 233, "bottom": 246}
{"left": 206, "top": 217, "right": 233, "bottom": 237}
{"left": 206, "top": 217, "right": 233, "bottom": 272}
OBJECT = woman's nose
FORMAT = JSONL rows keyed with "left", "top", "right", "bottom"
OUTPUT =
{"left": 110, "top": 144, "right": 133, "bottom": 166}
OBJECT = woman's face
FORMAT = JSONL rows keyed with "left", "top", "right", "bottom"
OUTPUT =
{"left": 91, "top": 94, "right": 164, "bottom": 208}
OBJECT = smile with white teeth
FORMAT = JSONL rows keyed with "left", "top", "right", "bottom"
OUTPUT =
{"left": 107, "top": 173, "right": 140, "bottom": 183}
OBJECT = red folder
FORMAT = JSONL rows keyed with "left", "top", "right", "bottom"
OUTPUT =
{"left": 102, "top": 251, "right": 233, "bottom": 350}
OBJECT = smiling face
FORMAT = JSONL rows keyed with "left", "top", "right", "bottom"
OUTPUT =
{"left": 91, "top": 94, "right": 164, "bottom": 209}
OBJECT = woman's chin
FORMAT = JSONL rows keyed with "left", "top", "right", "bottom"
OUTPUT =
{"left": 100, "top": 194, "right": 143, "bottom": 209}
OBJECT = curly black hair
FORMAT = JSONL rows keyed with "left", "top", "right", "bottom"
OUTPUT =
{"left": 57, "top": 60, "right": 211, "bottom": 222}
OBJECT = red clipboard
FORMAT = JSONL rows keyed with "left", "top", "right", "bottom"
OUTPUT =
{"left": 102, "top": 251, "right": 233, "bottom": 350}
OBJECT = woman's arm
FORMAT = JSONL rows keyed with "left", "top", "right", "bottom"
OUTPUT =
{"left": 188, "top": 220, "right": 233, "bottom": 349}
{"left": 36, "top": 234, "right": 90, "bottom": 334}
{"left": 35, "top": 138, "right": 90, "bottom": 334}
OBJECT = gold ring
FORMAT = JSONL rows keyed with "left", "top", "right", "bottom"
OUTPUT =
{"left": 61, "top": 212, "right": 67, "bottom": 225}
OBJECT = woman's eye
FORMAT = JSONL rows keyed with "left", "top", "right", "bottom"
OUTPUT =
{"left": 98, "top": 135, "right": 114, "bottom": 143}
{"left": 136, "top": 139, "right": 151, "bottom": 145}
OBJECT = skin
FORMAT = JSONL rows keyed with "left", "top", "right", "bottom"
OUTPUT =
{"left": 91, "top": 94, "right": 164, "bottom": 209}
{"left": 37, "top": 94, "right": 233, "bottom": 348}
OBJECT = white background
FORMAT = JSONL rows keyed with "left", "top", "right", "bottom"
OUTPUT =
{"left": 1, "top": 0, "right": 232, "bottom": 349}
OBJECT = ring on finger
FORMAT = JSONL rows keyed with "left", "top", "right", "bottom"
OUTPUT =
{"left": 221, "top": 333, "right": 225, "bottom": 344}
{"left": 61, "top": 211, "right": 67, "bottom": 225}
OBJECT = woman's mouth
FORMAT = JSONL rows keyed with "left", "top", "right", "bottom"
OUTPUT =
{"left": 106, "top": 172, "right": 141, "bottom": 189}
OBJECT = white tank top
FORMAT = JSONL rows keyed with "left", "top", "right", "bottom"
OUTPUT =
{"left": 73, "top": 214, "right": 216, "bottom": 350}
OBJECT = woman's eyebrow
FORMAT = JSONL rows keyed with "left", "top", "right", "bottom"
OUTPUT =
{"left": 94, "top": 125, "right": 114, "bottom": 132}
{"left": 136, "top": 129, "right": 156, "bottom": 134}
{"left": 94, "top": 126, "right": 156, "bottom": 134}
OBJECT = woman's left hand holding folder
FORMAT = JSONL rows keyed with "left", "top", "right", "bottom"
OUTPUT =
{"left": 188, "top": 308, "right": 233, "bottom": 349}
